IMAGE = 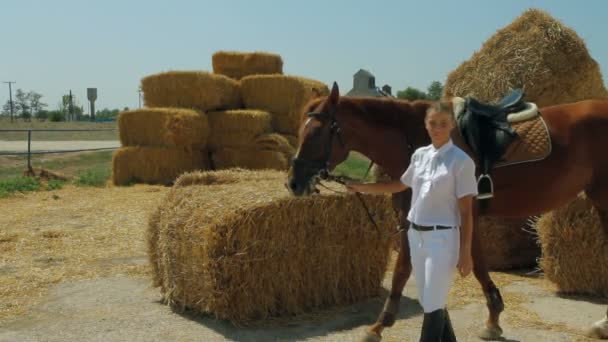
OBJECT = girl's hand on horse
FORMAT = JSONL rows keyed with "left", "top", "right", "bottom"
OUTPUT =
{"left": 457, "top": 251, "right": 473, "bottom": 278}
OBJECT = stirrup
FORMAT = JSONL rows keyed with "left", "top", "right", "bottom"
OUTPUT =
{"left": 477, "top": 174, "right": 494, "bottom": 199}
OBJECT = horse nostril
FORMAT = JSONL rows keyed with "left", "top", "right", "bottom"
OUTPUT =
{"left": 288, "top": 178, "right": 297, "bottom": 191}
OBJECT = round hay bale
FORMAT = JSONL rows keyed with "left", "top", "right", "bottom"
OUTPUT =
{"left": 536, "top": 194, "right": 608, "bottom": 296}
{"left": 281, "top": 134, "right": 298, "bottom": 148}
{"left": 141, "top": 71, "right": 241, "bottom": 111}
{"left": 477, "top": 217, "right": 540, "bottom": 271}
{"left": 207, "top": 109, "right": 272, "bottom": 150}
{"left": 212, "top": 51, "right": 283, "bottom": 80}
{"left": 147, "top": 170, "right": 397, "bottom": 323}
{"left": 118, "top": 108, "right": 209, "bottom": 147}
{"left": 240, "top": 75, "right": 329, "bottom": 135}
{"left": 112, "top": 146, "right": 208, "bottom": 186}
{"left": 444, "top": 9, "right": 608, "bottom": 106}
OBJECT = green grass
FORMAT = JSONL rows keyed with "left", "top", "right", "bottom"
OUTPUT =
{"left": 74, "top": 167, "right": 111, "bottom": 187}
{"left": 0, "top": 176, "right": 41, "bottom": 198}
{"left": 0, "top": 118, "right": 117, "bottom": 141}
{"left": 0, "top": 150, "right": 113, "bottom": 180}
{"left": 333, "top": 152, "right": 375, "bottom": 181}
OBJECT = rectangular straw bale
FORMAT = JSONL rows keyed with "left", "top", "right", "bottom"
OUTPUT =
{"left": 212, "top": 147, "right": 288, "bottom": 171}
{"left": 141, "top": 71, "right": 241, "bottom": 111}
{"left": 444, "top": 9, "right": 608, "bottom": 106}
{"left": 240, "top": 75, "right": 329, "bottom": 135}
{"left": 112, "top": 146, "right": 208, "bottom": 185}
{"left": 212, "top": 51, "right": 283, "bottom": 80}
{"left": 118, "top": 108, "right": 209, "bottom": 147}
{"left": 147, "top": 169, "right": 397, "bottom": 324}
{"left": 536, "top": 194, "right": 608, "bottom": 296}
{"left": 477, "top": 217, "right": 539, "bottom": 270}
{"left": 254, "top": 133, "right": 296, "bottom": 162}
{"left": 207, "top": 109, "right": 272, "bottom": 150}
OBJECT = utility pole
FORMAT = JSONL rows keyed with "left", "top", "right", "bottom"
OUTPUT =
{"left": 138, "top": 87, "right": 142, "bottom": 108}
{"left": 3, "top": 81, "right": 16, "bottom": 123}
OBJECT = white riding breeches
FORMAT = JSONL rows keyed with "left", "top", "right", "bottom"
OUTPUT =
{"left": 408, "top": 226, "right": 460, "bottom": 313}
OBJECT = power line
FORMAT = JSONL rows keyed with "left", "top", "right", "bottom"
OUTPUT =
{"left": 3, "top": 81, "right": 16, "bottom": 123}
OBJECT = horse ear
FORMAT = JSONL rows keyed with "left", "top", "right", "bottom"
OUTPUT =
{"left": 329, "top": 82, "right": 339, "bottom": 105}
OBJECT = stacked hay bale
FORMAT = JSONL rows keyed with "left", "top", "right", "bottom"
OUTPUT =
{"left": 209, "top": 52, "right": 328, "bottom": 170}
{"left": 114, "top": 51, "right": 328, "bottom": 184}
{"left": 148, "top": 169, "right": 398, "bottom": 323}
{"left": 113, "top": 107, "right": 211, "bottom": 185}
{"left": 440, "top": 8, "right": 608, "bottom": 270}
{"left": 536, "top": 194, "right": 608, "bottom": 296}
{"left": 444, "top": 8, "right": 608, "bottom": 106}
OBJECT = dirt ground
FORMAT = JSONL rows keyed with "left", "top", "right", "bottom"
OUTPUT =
{"left": 0, "top": 185, "right": 605, "bottom": 341}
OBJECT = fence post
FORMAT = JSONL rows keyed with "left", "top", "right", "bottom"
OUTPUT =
{"left": 27, "top": 130, "right": 33, "bottom": 173}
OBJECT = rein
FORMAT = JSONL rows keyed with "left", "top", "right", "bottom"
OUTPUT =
{"left": 292, "top": 109, "right": 395, "bottom": 239}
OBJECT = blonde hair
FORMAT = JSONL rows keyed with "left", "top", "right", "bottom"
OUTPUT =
{"left": 426, "top": 101, "right": 455, "bottom": 120}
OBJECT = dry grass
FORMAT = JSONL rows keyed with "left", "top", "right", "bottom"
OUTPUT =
{"left": 212, "top": 51, "right": 283, "bottom": 80}
{"left": 141, "top": 71, "right": 241, "bottom": 111}
{"left": 240, "top": 75, "right": 329, "bottom": 134}
{"left": 444, "top": 8, "right": 608, "bottom": 106}
{"left": 118, "top": 108, "right": 209, "bottom": 148}
{"left": 148, "top": 169, "right": 398, "bottom": 324}
{"left": 112, "top": 146, "right": 208, "bottom": 185}
{"left": 0, "top": 185, "right": 169, "bottom": 324}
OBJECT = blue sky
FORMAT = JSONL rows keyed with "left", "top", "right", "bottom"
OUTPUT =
{"left": 2, "top": 0, "right": 607, "bottom": 111}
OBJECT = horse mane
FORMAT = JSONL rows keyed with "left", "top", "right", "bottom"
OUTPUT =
{"left": 303, "top": 96, "right": 433, "bottom": 146}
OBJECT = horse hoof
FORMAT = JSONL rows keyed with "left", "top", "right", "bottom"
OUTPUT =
{"left": 379, "top": 297, "right": 400, "bottom": 327}
{"left": 360, "top": 331, "right": 382, "bottom": 342}
{"left": 478, "top": 326, "right": 504, "bottom": 340}
{"left": 586, "top": 316, "right": 608, "bottom": 339}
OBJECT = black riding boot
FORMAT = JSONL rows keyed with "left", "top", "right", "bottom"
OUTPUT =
{"left": 442, "top": 309, "right": 457, "bottom": 342}
{"left": 419, "top": 309, "right": 445, "bottom": 342}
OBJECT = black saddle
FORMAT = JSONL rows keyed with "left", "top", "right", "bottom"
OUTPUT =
{"left": 457, "top": 89, "right": 525, "bottom": 198}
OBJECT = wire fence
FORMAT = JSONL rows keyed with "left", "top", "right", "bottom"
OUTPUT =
{"left": 0, "top": 129, "right": 118, "bottom": 172}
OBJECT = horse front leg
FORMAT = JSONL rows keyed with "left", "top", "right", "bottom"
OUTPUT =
{"left": 363, "top": 229, "right": 412, "bottom": 341}
{"left": 471, "top": 221, "right": 505, "bottom": 340}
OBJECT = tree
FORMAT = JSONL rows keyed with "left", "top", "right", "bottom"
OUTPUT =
{"left": 29, "top": 91, "right": 47, "bottom": 120}
{"left": 14, "top": 89, "right": 31, "bottom": 121}
{"left": 426, "top": 81, "right": 444, "bottom": 100}
{"left": 396, "top": 87, "right": 427, "bottom": 101}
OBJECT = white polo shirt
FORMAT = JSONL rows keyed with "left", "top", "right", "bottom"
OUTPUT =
{"left": 400, "top": 139, "right": 478, "bottom": 227}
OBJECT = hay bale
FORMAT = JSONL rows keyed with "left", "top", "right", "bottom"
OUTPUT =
{"left": 118, "top": 108, "right": 209, "bottom": 147}
{"left": 477, "top": 217, "right": 540, "bottom": 270}
{"left": 444, "top": 9, "right": 608, "bottom": 106}
{"left": 141, "top": 71, "right": 241, "bottom": 111}
{"left": 281, "top": 134, "right": 298, "bottom": 148}
{"left": 537, "top": 194, "right": 608, "bottom": 296}
{"left": 212, "top": 51, "right": 283, "bottom": 80}
{"left": 147, "top": 169, "right": 397, "bottom": 323}
{"left": 212, "top": 147, "right": 288, "bottom": 171}
{"left": 207, "top": 109, "right": 272, "bottom": 150}
{"left": 240, "top": 75, "right": 329, "bottom": 135}
{"left": 112, "top": 146, "right": 208, "bottom": 185}
{"left": 254, "top": 133, "right": 296, "bottom": 161}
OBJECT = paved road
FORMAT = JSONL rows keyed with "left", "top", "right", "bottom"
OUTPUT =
{"left": 0, "top": 140, "right": 120, "bottom": 153}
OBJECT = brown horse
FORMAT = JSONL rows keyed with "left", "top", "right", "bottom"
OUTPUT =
{"left": 287, "top": 82, "right": 608, "bottom": 340}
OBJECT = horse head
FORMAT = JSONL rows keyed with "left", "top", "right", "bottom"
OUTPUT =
{"left": 286, "top": 82, "right": 350, "bottom": 196}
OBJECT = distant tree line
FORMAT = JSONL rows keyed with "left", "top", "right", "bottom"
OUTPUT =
{"left": 1, "top": 89, "right": 126, "bottom": 122}
{"left": 396, "top": 81, "right": 444, "bottom": 101}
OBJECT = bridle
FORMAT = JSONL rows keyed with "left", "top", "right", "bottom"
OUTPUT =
{"left": 290, "top": 109, "right": 390, "bottom": 238}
